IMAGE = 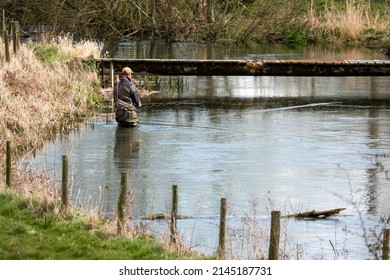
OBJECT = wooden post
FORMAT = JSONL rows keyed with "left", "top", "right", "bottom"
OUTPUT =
{"left": 16, "top": 21, "right": 20, "bottom": 52}
{"left": 100, "top": 61, "right": 104, "bottom": 85}
{"left": 110, "top": 61, "right": 114, "bottom": 89}
{"left": 11, "top": 21, "right": 20, "bottom": 54}
{"left": 1, "top": 9, "right": 5, "bottom": 36}
{"left": 383, "top": 228, "right": 390, "bottom": 260}
{"left": 4, "top": 29, "right": 10, "bottom": 62}
{"left": 6, "top": 141, "right": 11, "bottom": 187}
{"left": 218, "top": 198, "right": 226, "bottom": 259}
{"left": 170, "top": 185, "right": 178, "bottom": 244}
{"left": 61, "top": 155, "right": 68, "bottom": 211}
{"left": 117, "top": 172, "right": 128, "bottom": 236}
{"left": 268, "top": 210, "right": 281, "bottom": 260}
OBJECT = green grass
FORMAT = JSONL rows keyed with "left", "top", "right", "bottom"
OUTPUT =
{"left": 0, "top": 192, "right": 202, "bottom": 260}
{"left": 32, "top": 44, "right": 72, "bottom": 65}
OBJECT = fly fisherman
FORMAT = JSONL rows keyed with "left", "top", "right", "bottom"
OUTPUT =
{"left": 114, "top": 67, "right": 142, "bottom": 127}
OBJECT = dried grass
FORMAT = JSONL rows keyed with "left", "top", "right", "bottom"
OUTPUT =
{"left": 306, "top": 1, "right": 389, "bottom": 42}
{"left": 0, "top": 35, "right": 111, "bottom": 232}
{"left": 39, "top": 34, "right": 103, "bottom": 58}
{"left": 0, "top": 36, "right": 103, "bottom": 165}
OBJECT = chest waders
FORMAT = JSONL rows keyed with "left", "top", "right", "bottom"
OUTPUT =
{"left": 115, "top": 83, "right": 139, "bottom": 127}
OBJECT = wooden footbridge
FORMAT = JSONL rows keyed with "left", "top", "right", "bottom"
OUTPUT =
{"left": 95, "top": 58, "right": 390, "bottom": 87}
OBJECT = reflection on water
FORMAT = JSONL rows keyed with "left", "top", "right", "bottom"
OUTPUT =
{"left": 114, "top": 126, "right": 140, "bottom": 173}
{"left": 23, "top": 42, "right": 390, "bottom": 259}
{"left": 143, "top": 76, "right": 390, "bottom": 106}
{"left": 106, "top": 41, "right": 387, "bottom": 61}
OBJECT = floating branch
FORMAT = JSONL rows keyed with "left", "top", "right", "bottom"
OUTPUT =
{"left": 285, "top": 208, "right": 346, "bottom": 219}
{"left": 142, "top": 213, "right": 192, "bottom": 220}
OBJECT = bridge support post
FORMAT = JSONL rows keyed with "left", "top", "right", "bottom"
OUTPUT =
{"left": 110, "top": 61, "right": 114, "bottom": 88}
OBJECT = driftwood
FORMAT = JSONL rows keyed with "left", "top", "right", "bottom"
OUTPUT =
{"left": 142, "top": 213, "right": 192, "bottom": 220}
{"left": 286, "top": 208, "right": 346, "bottom": 219}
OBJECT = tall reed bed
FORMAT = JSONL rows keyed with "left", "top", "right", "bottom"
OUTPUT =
{"left": 305, "top": 0, "right": 389, "bottom": 43}
{"left": 0, "top": 36, "right": 103, "bottom": 164}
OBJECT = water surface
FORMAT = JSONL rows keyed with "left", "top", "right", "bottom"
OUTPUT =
{"left": 25, "top": 42, "right": 390, "bottom": 259}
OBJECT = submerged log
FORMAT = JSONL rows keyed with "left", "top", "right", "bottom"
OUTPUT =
{"left": 286, "top": 208, "right": 346, "bottom": 219}
{"left": 142, "top": 213, "right": 192, "bottom": 220}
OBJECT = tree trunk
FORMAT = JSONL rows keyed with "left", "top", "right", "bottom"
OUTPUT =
{"left": 207, "top": 0, "right": 214, "bottom": 23}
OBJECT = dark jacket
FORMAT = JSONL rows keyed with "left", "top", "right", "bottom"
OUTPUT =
{"left": 114, "top": 75, "right": 141, "bottom": 108}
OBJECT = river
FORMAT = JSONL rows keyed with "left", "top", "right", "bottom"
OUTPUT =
{"left": 23, "top": 41, "right": 390, "bottom": 260}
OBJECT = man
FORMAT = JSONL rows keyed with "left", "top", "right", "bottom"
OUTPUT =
{"left": 114, "top": 67, "right": 142, "bottom": 127}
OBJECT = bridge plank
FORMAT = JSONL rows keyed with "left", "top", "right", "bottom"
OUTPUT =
{"left": 94, "top": 58, "right": 390, "bottom": 76}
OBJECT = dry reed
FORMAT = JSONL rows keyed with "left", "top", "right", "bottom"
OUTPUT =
{"left": 0, "top": 36, "right": 103, "bottom": 166}
{"left": 0, "top": 35, "right": 110, "bottom": 230}
{"left": 305, "top": 0, "right": 389, "bottom": 42}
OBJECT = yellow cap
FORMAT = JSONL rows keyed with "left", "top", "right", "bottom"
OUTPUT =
{"left": 122, "top": 67, "right": 133, "bottom": 75}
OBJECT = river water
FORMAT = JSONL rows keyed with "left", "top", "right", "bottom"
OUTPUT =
{"left": 24, "top": 41, "right": 390, "bottom": 260}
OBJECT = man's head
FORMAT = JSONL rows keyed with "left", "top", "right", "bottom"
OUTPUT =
{"left": 122, "top": 67, "right": 133, "bottom": 76}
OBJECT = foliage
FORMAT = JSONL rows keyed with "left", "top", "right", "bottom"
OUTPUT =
{"left": 283, "top": 25, "right": 311, "bottom": 45}
{"left": 33, "top": 44, "right": 71, "bottom": 65}
{"left": 1, "top": 0, "right": 388, "bottom": 46}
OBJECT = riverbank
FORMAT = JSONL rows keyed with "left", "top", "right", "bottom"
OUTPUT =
{"left": 3, "top": 1, "right": 390, "bottom": 52}
{"left": 0, "top": 36, "right": 205, "bottom": 260}
{"left": 0, "top": 187, "right": 177, "bottom": 259}
{"left": 0, "top": 36, "right": 103, "bottom": 162}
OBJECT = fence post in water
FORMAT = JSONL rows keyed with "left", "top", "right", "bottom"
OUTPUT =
{"left": 268, "top": 210, "right": 281, "bottom": 260}
{"left": 6, "top": 141, "right": 11, "bottom": 188}
{"left": 383, "top": 228, "right": 390, "bottom": 260}
{"left": 170, "top": 185, "right": 178, "bottom": 244}
{"left": 218, "top": 198, "right": 226, "bottom": 259}
{"left": 61, "top": 155, "right": 68, "bottom": 211}
{"left": 117, "top": 172, "right": 128, "bottom": 236}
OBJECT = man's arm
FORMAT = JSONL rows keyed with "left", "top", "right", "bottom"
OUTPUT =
{"left": 130, "top": 83, "right": 142, "bottom": 107}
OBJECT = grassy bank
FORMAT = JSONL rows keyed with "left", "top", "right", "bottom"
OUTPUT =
{"left": 0, "top": 37, "right": 205, "bottom": 260}
{"left": 0, "top": 181, "right": 205, "bottom": 259}
{"left": 0, "top": 187, "right": 167, "bottom": 259}
{"left": 0, "top": 36, "right": 104, "bottom": 162}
